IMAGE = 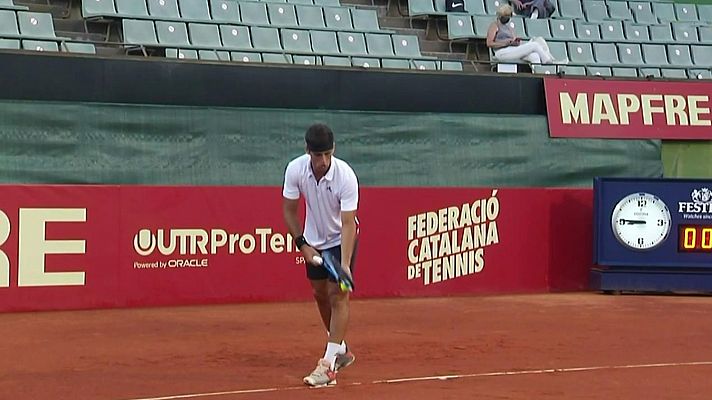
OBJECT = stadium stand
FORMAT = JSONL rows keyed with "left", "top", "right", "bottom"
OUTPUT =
{"left": 0, "top": 0, "right": 710, "bottom": 77}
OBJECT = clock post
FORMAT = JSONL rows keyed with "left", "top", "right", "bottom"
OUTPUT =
{"left": 592, "top": 178, "right": 712, "bottom": 294}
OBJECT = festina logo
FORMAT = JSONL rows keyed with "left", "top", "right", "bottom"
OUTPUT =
{"left": 678, "top": 187, "right": 712, "bottom": 214}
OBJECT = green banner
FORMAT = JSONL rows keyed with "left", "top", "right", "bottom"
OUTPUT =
{"left": 0, "top": 101, "right": 661, "bottom": 187}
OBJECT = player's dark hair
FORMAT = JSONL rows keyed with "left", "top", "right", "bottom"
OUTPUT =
{"left": 305, "top": 123, "right": 334, "bottom": 152}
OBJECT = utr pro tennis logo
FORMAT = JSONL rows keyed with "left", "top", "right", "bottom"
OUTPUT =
{"left": 132, "top": 228, "right": 297, "bottom": 269}
{"left": 406, "top": 191, "right": 501, "bottom": 286}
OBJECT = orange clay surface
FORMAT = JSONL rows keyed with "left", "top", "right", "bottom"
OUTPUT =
{"left": 2, "top": 293, "right": 712, "bottom": 400}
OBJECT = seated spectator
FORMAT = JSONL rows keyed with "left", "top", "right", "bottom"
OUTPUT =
{"left": 510, "top": 0, "right": 556, "bottom": 19}
{"left": 487, "top": 5, "right": 565, "bottom": 65}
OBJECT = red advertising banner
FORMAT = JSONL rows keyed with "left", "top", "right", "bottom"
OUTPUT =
{"left": 0, "top": 185, "right": 592, "bottom": 312}
{"left": 544, "top": 78, "right": 712, "bottom": 139}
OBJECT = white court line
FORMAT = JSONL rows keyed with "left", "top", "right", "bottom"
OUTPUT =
{"left": 123, "top": 360, "right": 712, "bottom": 400}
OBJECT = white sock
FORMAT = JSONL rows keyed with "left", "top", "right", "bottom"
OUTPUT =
{"left": 323, "top": 342, "right": 341, "bottom": 370}
{"left": 339, "top": 341, "right": 347, "bottom": 354}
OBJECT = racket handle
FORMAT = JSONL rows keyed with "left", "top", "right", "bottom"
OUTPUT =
{"left": 312, "top": 255, "right": 323, "bottom": 265}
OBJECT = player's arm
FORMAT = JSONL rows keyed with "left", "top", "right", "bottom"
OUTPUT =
{"left": 340, "top": 210, "right": 357, "bottom": 274}
{"left": 283, "top": 196, "right": 319, "bottom": 263}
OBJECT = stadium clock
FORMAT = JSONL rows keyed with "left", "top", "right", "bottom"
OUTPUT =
{"left": 610, "top": 192, "right": 671, "bottom": 251}
{"left": 592, "top": 178, "right": 712, "bottom": 293}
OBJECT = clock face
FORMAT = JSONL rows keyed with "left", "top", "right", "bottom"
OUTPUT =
{"left": 611, "top": 192, "right": 672, "bottom": 251}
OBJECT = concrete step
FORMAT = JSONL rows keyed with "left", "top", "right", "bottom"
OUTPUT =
{"left": 420, "top": 38, "right": 452, "bottom": 53}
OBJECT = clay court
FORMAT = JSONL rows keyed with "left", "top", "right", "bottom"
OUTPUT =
{"left": 2, "top": 293, "right": 712, "bottom": 400}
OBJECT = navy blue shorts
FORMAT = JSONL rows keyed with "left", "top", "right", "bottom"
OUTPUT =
{"left": 306, "top": 241, "right": 359, "bottom": 281}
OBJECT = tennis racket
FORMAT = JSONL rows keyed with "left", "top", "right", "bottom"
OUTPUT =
{"left": 312, "top": 253, "right": 355, "bottom": 292}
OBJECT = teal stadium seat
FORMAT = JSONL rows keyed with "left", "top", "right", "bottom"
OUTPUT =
{"left": 525, "top": 18, "right": 551, "bottom": 39}
{"left": 575, "top": 21, "right": 602, "bottom": 41}
{"left": 408, "top": 0, "right": 437, "bottom": 17}
{"left": 220, "top": 25, "right": 252, "bottom": 49}
{"left": 558, "top": 0, "right": 584, "bottom": 19}
{"left": 593, "top": 42, "right": 619, "bottom": 65}
{"left": 147, "top": 0, "right": 180, "bottom": 19}
{"left": 548, "top": 41, "right": 568, "bottom": 63}
{"left": 337, "top": 31, "right": 367, "bottom": 55}
{"left": 549, "top": 18, "right": 576, "bottom": 40}
{"left": 116, "top": 0, "right": 149, "bottom": 17}
{"left": 630, "top": 1, "right": 657, "bottom": 24}
{"left": 639, "top": 67, "right": 661, "bottom": 78}
{"left": 63, "top": 42, "right": 97, "bottom": 53}
{"left": 699, "top": 5, "right": 712, "bottom": 24}
{"left": 166, "top": 48, "right": 198, "bottom": 58}
{"left": 688, "top": 69, "right": 712, "bottom": 80}
{"left": 674, "top": 4, "right": 698, "bottom": 22}
{"left": 288, "top": 0, "right": 312, "bottom": 5}
{"left": 649, "top": 23, "right": 673, "bottom": 43}
{"left": 22, "top": 39, "right": 58, "bottom": 51}
{"left": 473, "top": 15, "right": 490, "bottom": 38}
{"left": 691, "top": 45, "right": 712, "bottom": 66}
{"left": 310, "top": 29, "right": 339, "bottom": 54}
{"left": 607, "top": 2, "right": 632, "bottom": 20}
{"left": 652, "top": 2, "right": 675, "bottom": 23}
{"left": 612, "top": 67, "right": 638, "bottom": 77}
{"left": 463, "top": 0, "right": 485, "bottom": 15}
{"left": 281, "top": 28, "right": 312, "bottom": 53}
{"left": 0, "top": 10, "right": 19, "bottom": 37}
{"left": 623, "top": 21, "right": 650, "bottom": 42}
{"left": 617, "top": 43, "right": 643, "bottom": 65}
{"left": 268, "top": 3, "right": 298, "bottom": 27}
{"left": 351, "top": 9, "right": 381, "bottom": 32}
{"left": 324, "top": 6, "right": 352, "bottom": 30}
{"left": 262, "top": 53, "right": 292, "bottom": 63}
{"left": 699, "top": 26, "right": 712, "bottom": 44}
{"left": 293, "top": 54, "right": 317, "bottom": 65}
{"left": 642, "top": 43, "right": 668, "bottom": 66}
{"left": 179, "top": 0, "right": 211, "bottom": 20}
{"left": 0, "top": 38, "right": 20, "bottom": 48}
{"left": 660, "top": 68, "right": 687, "bottom": 79}
{"left": 82, "top": 0, "right": 116, "bottom": 18}
{"left": 155, "top": 21, "right": 189, "bottom": 46}
{"left": 600, "top": 20, "right": 624, "bottom": 41}
{"left": 365, "top": 33, "right": 394, "bottom": 56}
{"left": 559, "top": 65, "right": 586, "bottom": 75}
{"left": 671, "top": 22, "right": 698, "bottom": 44}
{"left": 296, "top": 5, "right": 325, "bottom": 28}
{"left": 382, "top": 58, "right": 410, "bottom": 69}
{"left": 484, "top": 0, "right": 504, "bottom": 15}
{"left": 447, "top": 14, "right": 475, "bottom": 39}
{"left": 230, "top": 51, "right": 261, "bottom": 62}
{"left": 123, "top": 19, "right": 158, "bottom": 45}
{"left": 198, "top": 49, "right": 229, "bottom": 60}
{"left": 210, "top": 0, "right": 240, "bottom": 23}
{"left": 17, "top": 11, "right": 57, "bottom": 39}
{"left": 240, "top": 2, "right": 269, "bottom": 25}
{"left": 322, "top": 55, "right": 350, "bottom": 65}
{"left": 531, "top": 64, "right": 558, "bottom": 75}
{"left": 582, "top": 0, "right": 608, "bottom": 23}
{"left": 251, "top": 26, "right": 282, "bottom": 51}
{"left": 587, "top": 66, "right": 612, "bottom": 76}
{"left": 440, "top": 60, "right": 463, "bottom": 71}
{"left": 392, "top": 34, "right": 422, "bottom": 57}
{"left": 567, "top": 42, "right": 594, "bottom": 65}
{"left": 413, "top": 59, "right": 437, "bottom": 70}
{"left": 188, "top": 23, "right": 221, "bottom": 48}
{"left": 313, "top": 0, "right": 339, "bottom": 7}
{"left": 351, "top": 57, "right": 379, "bottom": 68}
{"left": 0, "top": 0, "right": 28, "bottom": 10}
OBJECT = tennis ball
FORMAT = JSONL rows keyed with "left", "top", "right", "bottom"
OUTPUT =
{"left": 340, "top": 282, "right": 349, "bottom": 292}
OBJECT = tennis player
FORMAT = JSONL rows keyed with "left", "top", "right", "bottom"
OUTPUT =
{"left": 282, "top": 123, "right": 359, "bottom": 387}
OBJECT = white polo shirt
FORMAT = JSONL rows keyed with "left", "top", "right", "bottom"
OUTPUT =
{"left": 283, "top": 153, "right": 359, "bottom": 250}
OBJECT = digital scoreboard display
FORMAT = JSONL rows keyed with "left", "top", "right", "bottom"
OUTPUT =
{"left": 678, "top": 225, "right": 712, "bottom": 253}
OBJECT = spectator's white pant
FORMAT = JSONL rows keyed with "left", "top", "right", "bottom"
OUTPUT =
{"left": 494, "top": 37, "right": 554, "bottom": 64}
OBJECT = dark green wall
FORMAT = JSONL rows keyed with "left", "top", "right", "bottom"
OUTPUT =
{"left": 0, "top": 100, "right": 661, "bottom": 186}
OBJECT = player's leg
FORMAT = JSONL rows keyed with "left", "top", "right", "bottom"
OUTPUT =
{"left": 304, "top": 260, "right": 338, "bottom": 386}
